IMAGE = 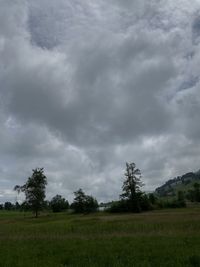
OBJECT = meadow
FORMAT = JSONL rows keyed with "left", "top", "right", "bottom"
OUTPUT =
{"left": 0, "top": 208, "right": 200, "bottom": 267}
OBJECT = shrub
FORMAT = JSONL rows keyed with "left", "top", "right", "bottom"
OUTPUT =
{"left": 71, "top": 189, "right": 98, "bottom": 213}
{"left": 157, "top": 199, "right": 186, "bottom": 209}
{"left": 50, "top": 195, "right": 69, "bottom": 213}
{"left": 108, "top": 200, "right": 130, "bottom": 213}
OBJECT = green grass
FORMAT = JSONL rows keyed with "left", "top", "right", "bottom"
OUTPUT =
{"left": 0, "top": 208, "right": 200, "bottom": 267}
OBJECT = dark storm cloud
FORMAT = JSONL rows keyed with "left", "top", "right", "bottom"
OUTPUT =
{"left": 0, "top": 0, "right": 200, "bottom": 202}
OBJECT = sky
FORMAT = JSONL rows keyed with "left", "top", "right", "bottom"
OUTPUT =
{"left": 1, "top": 0, "right": 200, "bottom": 203}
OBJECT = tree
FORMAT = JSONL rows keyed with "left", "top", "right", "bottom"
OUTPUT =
{"left": 120, "top": 162, "right": 144, "bottom": 212}
{"left": 50, "top": 195, "right": 69, "bottom": 212}
{"left": 148, "top": 193, "right": 157, "bottom": 205}
{"left": 14, "top": 168, "right": 47, "bottom": 218}
{"left": 187, "top": 183, "right": 200, "bottom": 202}
{"left": 84, "top": 195, "right": 99, "bottom": 213}
{"left": 20, "top": 201, "right": 31, "bottom": 212}
{"left": 71, "top": 188, "right": 98, "bottom": 213}
{"left": 15, "top": 201, "right": 21, "bottom": 210}
{"left": 4, "top": 202, "right": 13, "bottom": 210}
{"left": 177, "top": 190, "right": 185, "bottom": 202}
{"left": 193, "top": 183, "right": 200, "bottom": 202}
{"left": 71, "top": 189, "right": 85, "bottom": 213}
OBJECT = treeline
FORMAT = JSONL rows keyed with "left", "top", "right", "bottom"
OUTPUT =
{"left": 107, "top": 163, "right": 187, "bottom": 213}
{"left": 179, "top": 183, "right": 200, "bottom": 203}
{"left": 0, "top": 189, "right": 98, "bottom": 214}
{"left": 1, "top": 164, "right": 200, "bottom": 217}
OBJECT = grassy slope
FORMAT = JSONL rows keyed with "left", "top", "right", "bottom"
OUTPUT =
{"left": 0, "top": 209, "right": 200, "bottom": 267}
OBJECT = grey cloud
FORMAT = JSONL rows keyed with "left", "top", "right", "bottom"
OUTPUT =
{"left": 192, "top": 13, "right": 200, "bottom": 44}
{"left": 0, "top": 0, "right": 28, "bottom": 39}
{"left": 1, "top": 0, "right": 200, "bottom": 203}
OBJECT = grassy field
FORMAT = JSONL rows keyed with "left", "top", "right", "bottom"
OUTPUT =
{"left": 0, "top": 208, "right": 200, "bottom": 267}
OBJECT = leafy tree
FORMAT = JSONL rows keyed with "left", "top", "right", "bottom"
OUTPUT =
{"left": 120, "top": 162, "right": 144, "bottom": 212}
{"left": 71, "top": 188, "right": 98, "bottom": 213}
{"left": 20, "top": 201, "right": 31, "bottom": 212}
{"left": 139, "top": 194, "right": 152, "bottom": 211}
{"left": 4, "top": 202, "right": 13, "bottom": 210}
{"left": 43, "top": 200, "right": 51, "bottom": 210}
{"left": 157, "top": 198, "right": 186, "bottom": 209}
{"left": 15, "top": 201, "right": 21, "bottom": 210}
{"left": 14, "top": 168, "right": 47, "bottom": 218}
{"left": 109, "top": 200, "right": 130, "bottom": 213}
{"left": 84, "top": 195, "right": 98, "bottom": 213}
{"left": 193, "top": 183, "right": 200, "bottom": 202}
{"left": 177, "top": 190, "right": 185, "bottom": 202}
{"left": 187, "top": 183, "right": 200, "bottom": 202}
{"left": 50, "top": 195, "right": 69, "bottom": 212}
{"left": 71, "top": 189, "right": 85, "bottom": 213}
{"left": 148, "top": 193, "right": 157, "bottom": 205}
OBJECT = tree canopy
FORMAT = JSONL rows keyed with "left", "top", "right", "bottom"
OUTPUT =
{"left": 120, "top": 162, "right": 144, "bottom": 212}
{"left": 71, "top": 188, "right": 98, "bottom": 213}
{"left": 50, "top": 194, "right": 69, "bottom": 212}
{"left": 14, "top": 168, "right": 47, "bottom": 217}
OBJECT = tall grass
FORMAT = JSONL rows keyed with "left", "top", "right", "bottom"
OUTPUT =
{"left": 0, "top": 208, "right": 200, "bottom": 266}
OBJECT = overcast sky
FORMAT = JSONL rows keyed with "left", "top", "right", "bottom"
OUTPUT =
{"left": 1, "top": 0, "right": 200, "bottom": 203}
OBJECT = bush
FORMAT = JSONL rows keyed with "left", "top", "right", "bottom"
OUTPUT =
{"left": 84, "top": 195, "right": 99, "bottom": 213}
{"left": 140, "top": 194, "right": 153, "bottom": 211}
{"left": 157, "top": 199, "right": 186, "bottom": 209}
{"left": 108, "top": 194, "right": 152, "bottom": 213}
{"left": 71, "top": 189, "right": 98, "bottom": 213}
{"left": 50, "top": 195, "right": 69, "bottom": 213}
{"left": 4, "top": 202, "right": 14, "bottom": 210}
{"left": 108, "top": 200, "right": 130, "bottom": 213}
{"left": 186, "top": 183, "right": 200, "bottom": 202}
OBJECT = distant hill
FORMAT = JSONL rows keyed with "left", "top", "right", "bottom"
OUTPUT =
{"left": 155, "top": 170, "right": 200, "bottom": 197}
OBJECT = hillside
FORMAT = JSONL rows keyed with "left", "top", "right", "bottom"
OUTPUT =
{"left": 155, "top": 170, "right": 200, "bottom": 197}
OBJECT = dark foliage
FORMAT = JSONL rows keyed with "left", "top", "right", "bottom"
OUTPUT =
{"left": 14, "top": 168, "right": 47, "bottom": 217}
{"left": 109, "top": 193, "right": 152, "bottom": 213}
{"left": 71, "top": 188, "right": 98, "bottom": 213}
{"left": 157, "top": 199, "right": 186, "bottom": 209}
{"left": 50, "top": 195, "right": 69, "bottom": 212}
{"left": 20, "top": 201, "right": 32, "bottom": 212}
{"left": 120, "top": 162, "right": 148, "bottom": 212}
{"left": 14, "top": 202, "right": 21, "bottom": 210}
{"left": 108, "top": 200, "right": 130, "bottom": 213}
{"left": 187, "top": 183, "right": 200, "bottom": 202}
{"left": 177, "top": 190, "right": 185, "bottom": 202}
{"left": 4, "top": 202, "right": 14, "bottom": 210}
{"left": 148, "top": 193, "right": 157, "bottom": 205}
{"left": 139, "top": 193, "right": 153, "bottom": 211}
{"left": 109, "top": 163, "right": 153, "bottom": 213}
